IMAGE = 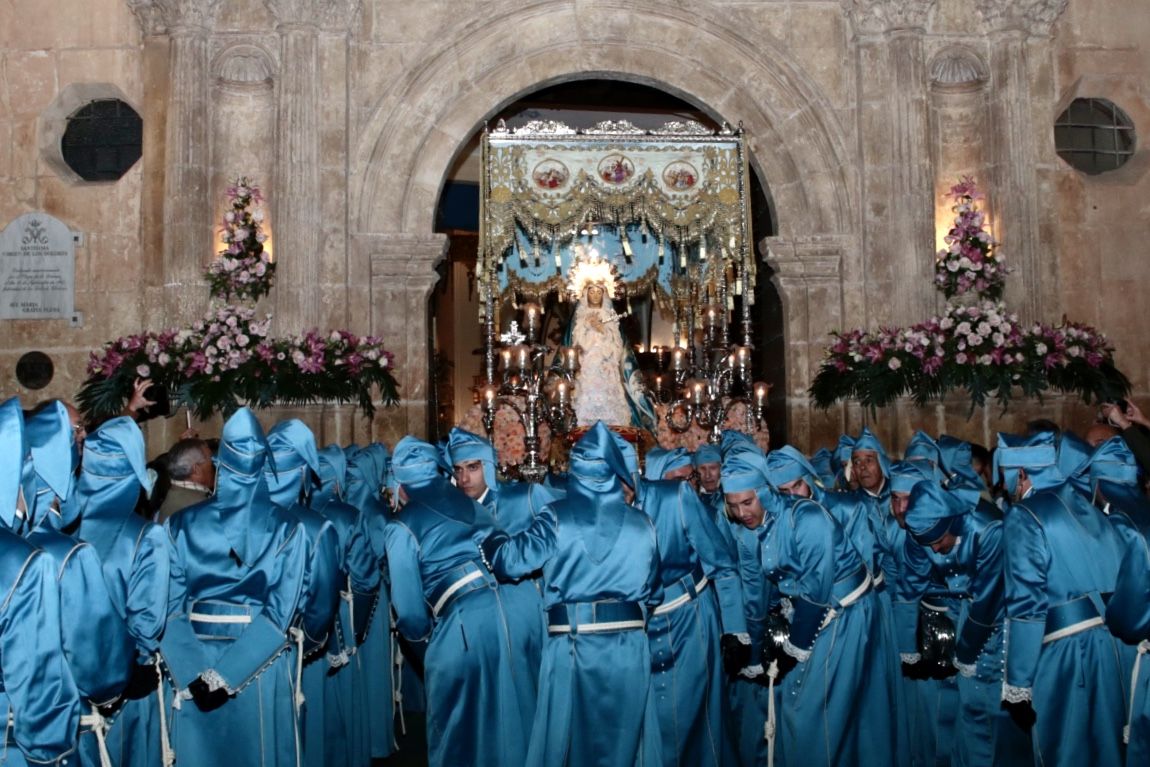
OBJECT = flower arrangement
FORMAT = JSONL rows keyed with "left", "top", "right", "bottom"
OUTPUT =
{"left": 204, "top": 178, "right": 275, "bottom": 302}
{"left": 811, "top": 176, "right": 1130, "bottom": 411}
{"left": 78, "top": 309, "right": 398, "bottom": 421}
{"left": 77, "top": 177, "right": 400, "bottom": 422}
{"left": 934, "top": 177, "right": 1006, "bottom": 302}
{"left": 811, "top": 300, "right": 1129, "bottom": 410}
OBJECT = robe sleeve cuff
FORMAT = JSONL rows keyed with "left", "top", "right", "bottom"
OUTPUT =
{"left": 1001, "top": 683, "right": 1032, "bottom": 703}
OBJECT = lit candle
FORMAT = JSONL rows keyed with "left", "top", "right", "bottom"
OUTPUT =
{"left": 500, "top": 349, "right": 512, "bottom": 371}
{"left": 523, "top": 303, "right": 541, "bottom": 342}
{"left": 655, "top": 375, "right": 664, "bottom": 395}
{"left": 754, "top": 382, "right": 769, "bottom": 409}
{"left": 564, "top": 347, "right": 580, "bottom": 373}
{"left": 555, "top": 381, "right": 568, "bottom": 406}
{"left": 672, "top": 347, "right": 687, "bottom": 372}
{"left": 512, "top": 344, "right": 531, "bottom": 372}
{"left": 481, "top": 384, "right": 498, "bottom": 410}
{"left": 735, "top": 346, "right": 751, "bottom": 369}
{"left": 691, "top": 379, "right": 708, "bottom": 405}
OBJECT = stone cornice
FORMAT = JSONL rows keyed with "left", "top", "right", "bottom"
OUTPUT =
{"left": 264, "top": 0, "right": 361, "bottom": 31}
{"left": 975, "top": 0, "right": 1070, "bottom": 36}
{"left": 841, "top": 0, "right": 935, "bottom": 36}
{"left": 762, "top": 235, "right": 847, "bottom": 281}
{"left": 127, "top": 0, "right": 223, "bottom": 36}
{"left": 363, "top": 233, "right": 449, "bottom": 282}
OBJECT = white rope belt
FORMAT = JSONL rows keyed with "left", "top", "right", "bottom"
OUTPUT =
{"left": 547, "top": 619, "right": 647, "bottom": 635}
{"left": 431, "top": 570, "right": 484, "bottom": 617}
{"left": 1042, "top": 616, "right": 1104, "bottom": 644}
{"left": 80, "top": 706, "right": 112, "bottom": 767}
{"left": 1125, "top": 640, "right": 1150, "bottom": 744}
{"left": 156, "top": 662, "right": 175, "bottom": 767}
{"left": 838, "top": 573, "right": 872, "bottom": 608}
{"left": 765, "top": 660, "right": 778, "bottom": 767}
{"left": 653, "top": 575, "right": 710, "bottom": 616}
{"left": 189, "top": 611, "right": 253, "bottom": 624}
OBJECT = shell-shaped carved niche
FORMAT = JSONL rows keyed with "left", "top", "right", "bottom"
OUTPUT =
{"left": 213, "top": 44, "right": 276, "bottom": 92}
{"left": 929, "top": 47, "right": 988, "bottom": 92}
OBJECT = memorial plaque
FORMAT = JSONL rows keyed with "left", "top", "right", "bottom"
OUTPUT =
{"left": 0, "top": 213, "right": 75, "bottom": 319}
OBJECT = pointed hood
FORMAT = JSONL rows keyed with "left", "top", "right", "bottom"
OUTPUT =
{"left": 444, "top": 427, "right": 498, "bottom": 493}
{"left": 720, "top": 429, "right": 756, "bottom": 457}
{"left": 994, "top": 431, "right": 1063, "bottom": 497}
{"left": 808, "top": 448, "right": 837, "bottom": 487}
{"left": 569, "top": 422, "right": 632, "bottom": 497}
{"left": 24, "top": 401, "right": 77, "bottom": 528}
{"left": 693, "top": 444, "right": 721, "bottom": 468}
{"left": 905, "top": 479, "right": 967, "bottom": 546}
{"left": 765, "top": 445, "right": 824, "bottom": 495}
{"left": 204, "top": 408, "right": 276, "bottom": 563}
{"left": 721, "top": 442, "right": 787, "bottom": 518}
{"left": 852, "top": 427, "right": 892, "bottom": 478}
{"left": 264, "top": 419, "right": 320, "bottom": 509}
{"left": 74, "top": 416, "right": 151, "bottom": 525}
{"left": 607, "top": 428, "right": 642, "bottom": 503}
{"left": 904, "top": 430, "right": 944, "bottom": 481}
{"left": 391, "top": 436, "right": 447, "bottom": 491}
{"left": 0, "top": 398, "right": 30, "bottom": 530}
{"left": 1056, "top": 431, "right": 1093, "bottom": 497}
{"left": 1088, "top": 436, "right": 1140, "bottom": 489}
{"left": 644, "top": 447, "right": 691, "bottom": 481}
{"left": 312, "top": 444, "right": 348, "bottom": 509}
{"left": 833, "top": 434, "right": 856, "bottom": 486}
{"left": 933, "top": 435, "right": 984, "bottom": 507}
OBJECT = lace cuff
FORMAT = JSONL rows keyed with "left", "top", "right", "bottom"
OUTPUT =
{"left": 201, "top": 669, "right": 229, "bottom": 693}
{"left": 732, "top": 632, "right": 751, "bottom": 645}
{"left": 1001, "top": 683, "right": 1032, "bottom": 703}
{"left": 738, "top": 663, "right": 765, "bottom": 680}
{"left": 783, "top": 638, "right": 811, "bottom": 663}
{"left": 779, "top": 598, "right": 794, "bottom": 621}
{"left": 900, "top": 653, "right": 922, "bottom": 664}
{"left": 328, "top": 651, "right": 350, "bottom": 669}
{"left": 953, "top": 658, "right": 977, "bottom": 678}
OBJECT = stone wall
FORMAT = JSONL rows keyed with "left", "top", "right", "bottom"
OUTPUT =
{"left": 0, "top": 0, "right": 1145, "bottom": 456}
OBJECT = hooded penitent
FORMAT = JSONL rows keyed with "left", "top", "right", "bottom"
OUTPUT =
{"left": 643, "top": 447, "right": 691, "bottom": 481}
{"left": 808, "top": 448, "right": 837, "bottom": 488}
{"left": 444, "top": 427, "right": 498, "bottom": 496}
{"left": 721, "top": 443, "right": 787, "bottom": 521}
{"left": 852, "top": 427, "right": 893, "bottom": 494}
{"left": 904, "top": 430, "right": 945, "bottom": 481}
{"left": 693, "top": 444, "right": 721, "bottom": 469}
{"left": 993, "top": 431, "right": 1063, "bottom": 499}
{"left": 23, "top": 401, "right": 76, "bottom": 530}
{"left": 1056, "top": 431, "right": 1094, "bottom": 498}
{"left": 765, "top": 445, "right": 825, "bottom": 497}
{"left": 904, "top": 480, "right": 968, "bottom": 547}
{"left": 265, "top": 419, "right": 322, "bottom": 509}
{"left": 569, "top": 422, "right": 633, "bottom": 508}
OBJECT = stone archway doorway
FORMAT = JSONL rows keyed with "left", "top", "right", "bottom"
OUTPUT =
{"left": 426, "top": 77, "right": 787, "bottom": 446}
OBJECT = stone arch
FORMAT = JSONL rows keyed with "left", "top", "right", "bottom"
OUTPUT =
{"left": 350, "top": 1, "right": 855, "bottom": 242}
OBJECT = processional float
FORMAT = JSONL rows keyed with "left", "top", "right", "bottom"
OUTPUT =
{"left": 476, "top": 118, "right": 768, "bottom": 481}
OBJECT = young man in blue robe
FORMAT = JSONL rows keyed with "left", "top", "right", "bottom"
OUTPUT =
{"left": 73, "top": 416, "right": 173, "bottom": 767}
{"left": 444, "top": 426, "right": 551, "bottom": 702}
{"left": 0, "top": 398, "right": 80, "bottom": 767}
{"left": 24, "top": 402, "right": 134, "bottom": 767}
{"left": 479, "top": 421, "right": 664, "bottom": 767}
{"left": 722, "top": 442, "right": 895, "bottom": 767}
{"left": 995, "top": 430, "right": 1128, "bottom": 767}
{"left": 385, "top": 436, "right": 533, "bottom": 767}
{"left": 162, "top": 409, "right": 309, "bottom": 767}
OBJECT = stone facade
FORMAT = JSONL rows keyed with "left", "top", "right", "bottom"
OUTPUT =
{"left": 1, "top": 0, "right": 1147, "bottom": 454}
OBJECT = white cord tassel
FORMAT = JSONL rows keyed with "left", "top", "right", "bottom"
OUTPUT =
{"left": 1125, "top": 640, "right": 1150, "bottom": 743}
{"left": 156, "top": 663, "right": 176, "bottom": 767}
{"left": 80, "top": 704, "right": 113, "bottom": 767}
{"left": 765, "top": 660, "right": 779, "bottom": 767}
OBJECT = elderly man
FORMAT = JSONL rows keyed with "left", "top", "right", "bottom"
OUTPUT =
{"left": 386, "top": 436, "right": 532, "bottom": 767}
{"left": 480, "top": 422, "right": 663, "bottom": 767}
{"left": 995, "top": 431, "right": 1128, "bottom": 766}
{"left": 156, "top": 438, "right": 214, "bottom": 523}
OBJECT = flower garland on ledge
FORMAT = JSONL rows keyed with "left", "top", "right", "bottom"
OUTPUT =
{"left": 811, "top": 178, "right": 1130, "bottom": 411}
{"left": 77, "top": 178, "right": 399, "bottom": 421}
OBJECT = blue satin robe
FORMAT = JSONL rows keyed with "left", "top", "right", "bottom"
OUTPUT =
{"left": 385, "top": 478, "right": 534, "bottom": 767}
{"left": 344, "top": 449, "right": 397, "bottom": 757}
{"left": 0, "top": 530, "right": 81, "bottom": 766}
{"left": 75, "top": 471, "right": 172, "bottom": 767}
{"left": 1003, "top": 484, "right": 1128, "bottom": 766}
{"left": 640, "top": 478, "right": 746, "bottom": 767}
{"left": 162, "top": 484, "right": 308, "bottom": 767}
{"left": 893, "top": 508, "right": 1032, "bottom": 766}
{"left": 1102, "top": 486, "right": 1150, "bottom": 767}
{"left": 312, "top": 484, "right": 378, "bottom": 767}
{"left": 490, "top": 484, "right": 665, "bottom": 767}
{"left": 28, "top": 491, "right": 134, "bottom": 767}
{"left": 761, "top": 495, "right": 896, "bottom": 767}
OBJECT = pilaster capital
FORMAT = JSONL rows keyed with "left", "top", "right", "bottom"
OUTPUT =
{"left": 762, "top": 236, "right": 846, "bottom": 283}
{"left": 265, "top": 0, "right": 361, "bottom": 31}
{"left": 975, "top": 0, "right": 1069, "bottom": 37}
{"left": 363, "top": 233, "right": 449, "bottom": 293}
{"left": 841, "top": 0, "right": 935, "bottom": 37}
{"left": 127, "top": 0, "right": 222, "bottom": 36}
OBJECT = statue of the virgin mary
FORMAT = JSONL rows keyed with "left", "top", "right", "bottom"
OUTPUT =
{"left": 564, "top": 254, "right": 657, "bottom": 431}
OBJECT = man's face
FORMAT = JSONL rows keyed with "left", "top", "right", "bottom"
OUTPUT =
{"left": 725, "top": 488, "right": 765, "bottom": 529}
{"left": 929, "top": 530, "right": 959, "bottom": 555}
{"left": 697, "top": 462, "right": 721, "bottom": 493}
{"left": 196, "top": 446, "right": 217, "bottom": 490}
{"left": 852, "top": 450, "right": 884, "bottom": 493}
{"left": 777, "top": 478, "right": 811, "bottom": 498}
{"left": 664, "top": 464, "right": 694, "bottom": 483}
{"left": 453, "top": 460, "right": 487, "bottom": 500}
{"left": 890, "top": 491, "right": 910, "bottom": 528}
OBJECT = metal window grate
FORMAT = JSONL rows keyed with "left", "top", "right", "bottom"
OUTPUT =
{"left": 1054, "top": 98, "right": 1136, "bottom": 175}
{"left": 61, "top": 99, "right": 142, "bottom": 182}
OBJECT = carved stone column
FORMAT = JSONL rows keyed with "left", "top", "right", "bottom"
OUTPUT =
{"left": 361, "top": 233, "right": 448, "bottom": 443}
{"left": 764, "top": 234, "right": 856, "bottom": 451}
{"left": 129, "top": 0, "right": 221, "bottom": 325}
{"left": 977, "top": 0, "right": 1069, "bottom": 322}
{"left": 844, "top": 0, "right": 937, "bottom": 327}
